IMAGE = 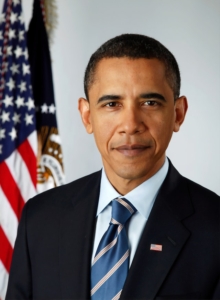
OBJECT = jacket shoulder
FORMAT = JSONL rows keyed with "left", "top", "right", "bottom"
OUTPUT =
{"left": 26, "top": 170, "right": 101, "bottom": 210}
{"left": 183, "top": 177, "right": 220, "bottom": 217}
{"left": 185, "top": 177, "right": 219, "bottom": 201}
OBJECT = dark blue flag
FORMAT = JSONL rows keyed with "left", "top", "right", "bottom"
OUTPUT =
{"left": 27, "top": 0, "right": 65, "bottom": 192}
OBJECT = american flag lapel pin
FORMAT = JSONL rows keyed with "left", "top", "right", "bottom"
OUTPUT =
{"left": 150, "top": 244, "right": 162, "bottom": 251}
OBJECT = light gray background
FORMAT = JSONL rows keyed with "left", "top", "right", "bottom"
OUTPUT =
{"left": 1, "top": 0, "right": 220, "bottom": 195}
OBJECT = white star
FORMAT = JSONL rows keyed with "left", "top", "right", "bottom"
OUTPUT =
{"left": 26, "top": 98, "right": 35, "bottom": 110}
{"left": 25, "top": 114, "right": 34, "bottom": 125}
{"left": 7, "top": 46, "right": 13, "bottom": 56}
{"left": 10, "top": 63, "right": 20, "bottom": 74}
{"left": 14, "top": 46, "right": 23, "bottom": 58}
{"left": 0, "top": 144, "right": 2, "bottom": 154}
{"left": 48, "top": 104, "right": 56, "bottom": 114}
{"left": 10, "top": 12, "right": 18, "bottom": 24}
{"left": 0, "top": 129, "right": 6, "bottom": 140}
{"left": 19, "top": 30, "right": 24, "bottom": 41}
{"left": 41, "top": 103, "right": 48, "bottom": 113}
{"left": 0, "top": 111, "right": 10, "bottom": 123}
{"left": 23, "top": 49, "right": 28, "bottom": 60}
{"left": 6, "top": 78, "right": 15, "bottom": 91}
{"left": 3, "top": 95, "right": 13, "bottom": 107}
{"left": 0, "top": 13, "right": 5, "bottom": 24}
{"left": 15, "top": 96, "right": 24, "bottom": 108}
{"left": 9, "top": 127, "right": 17, "bottom": 140}
{"left": 12, "top": 112, "right": 21, "bottom": 124}
{"left": 8, "top": 29, "right": 16, "bottom": 39}
{"left": 23, "top": 63, "right": 30, "bottom": 75}
{"left": 13, "top": 0, "right": 20, "bottom": 6}
{"left": 0, "top": 31, "right": 3, "bottom": 40}
{"left": 18, "top": 81, "right": 26, "bottom": 92}
{"left": 18, "top": 14, "right": 24, "bottom": 24}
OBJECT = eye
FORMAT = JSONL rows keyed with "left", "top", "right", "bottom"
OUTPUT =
{"left": 144, "top": 100, "right": 158, "bottom": 106}
{"left": 105, "top": 102, "right": 120, "bottom": 107}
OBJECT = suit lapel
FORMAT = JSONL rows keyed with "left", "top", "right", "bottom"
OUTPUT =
{"left": 121, "top": 162, "right": 194, "bottom": 299}
{"left": 59, "top": 171, "right": 101, "bottom": 300}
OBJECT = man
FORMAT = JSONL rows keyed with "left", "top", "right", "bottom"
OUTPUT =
{"left": 6, "top": 34, "right": 220, "bottom": 299}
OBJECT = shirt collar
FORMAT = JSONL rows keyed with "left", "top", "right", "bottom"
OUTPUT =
{"left": 97, "top": 157, "right": 169, "bottom": 219}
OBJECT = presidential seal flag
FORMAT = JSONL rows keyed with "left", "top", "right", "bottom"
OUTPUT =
{"left": 0, "top": 0, "right": 37, "bottom": 298}
{"left": 27, "top": 0, "right": 64, "bottom": 193}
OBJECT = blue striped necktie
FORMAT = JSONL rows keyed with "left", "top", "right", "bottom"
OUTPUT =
{"left": 91, "top": 198, "right": 137, "bottom": 300}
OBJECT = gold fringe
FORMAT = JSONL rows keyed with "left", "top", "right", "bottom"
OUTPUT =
{"left": 42, "top": 0, "right": 58, "bottom": 44}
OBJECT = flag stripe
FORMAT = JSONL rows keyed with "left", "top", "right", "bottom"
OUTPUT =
{"left": 0, "top": 260, "right": 9, "bottom": 300}
{"left": 0, "top": 161, "right": 25, "bottom": 220}
{"left": 18, "top": 139, "right": 37, "bottom": 187}
{"left": 0, "top": 227, "right": 13, "bottom": 273}
{"left": 5, "top": 149, "right": 36, "bottom": 202}
{"left": 0, "top": 187, "right": 18, "bottom": 247}
{"left": 27, "top": 131, "right": 37, "bottom": 156}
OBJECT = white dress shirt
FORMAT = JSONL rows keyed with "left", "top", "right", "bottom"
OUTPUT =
{"left": 91, "top": 157, "right": 169, "bottom": 267}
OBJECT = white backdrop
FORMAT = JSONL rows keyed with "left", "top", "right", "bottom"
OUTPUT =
{"left": 1, "top": 0, "right": 220, "bottom": 195}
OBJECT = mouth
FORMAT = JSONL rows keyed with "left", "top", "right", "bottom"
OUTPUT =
{"left": 115, "top": 144, "right": 151, "bottom": 157}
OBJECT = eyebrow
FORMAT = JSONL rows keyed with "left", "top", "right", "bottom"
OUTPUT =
{"left": 139, "top": 93, "right": 166, "bottom": 102}
{"left": 97, "top": 95, "right": 121, "bottom": 104}
{"left": 97, "top": 92, "right": 166, "bottom": 104}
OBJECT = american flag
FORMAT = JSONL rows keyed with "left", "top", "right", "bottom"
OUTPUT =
{"left": 0, "top": 0, "right": 37, "bottom": 298}
{"left": 150, "top": 244, "right": 163, "bottom": 251}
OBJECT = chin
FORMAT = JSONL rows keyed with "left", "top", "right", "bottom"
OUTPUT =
{"left": 113, "top": 164, "right": 151, "bottom": 181}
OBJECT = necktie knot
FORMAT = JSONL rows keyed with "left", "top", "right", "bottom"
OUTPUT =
{"left": 111, "top": 198, "right": 136, "bottom": 226}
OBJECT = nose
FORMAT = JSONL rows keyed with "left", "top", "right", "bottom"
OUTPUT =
{"left": 118, "top": 106, "right": 146, "bottom": 136}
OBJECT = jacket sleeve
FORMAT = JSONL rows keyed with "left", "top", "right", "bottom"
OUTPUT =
{"left": 212, "top": 277, "right": 220, "bottom": 299}
{"left": 6, "top": 202, "right": 32, "bottom": 300}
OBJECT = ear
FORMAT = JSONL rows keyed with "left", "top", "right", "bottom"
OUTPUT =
{"left": 78, "top": 97, "right": 93, "bottom": 134}
{"left": 173, "top": 96, "right": 188, "bottom": 132}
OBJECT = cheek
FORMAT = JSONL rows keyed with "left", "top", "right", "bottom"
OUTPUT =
{"left": 149, "top": 113, "right": 174, "bottom": 145}
{"left": 91, "top": 115, "right": 115, "bottom": 152}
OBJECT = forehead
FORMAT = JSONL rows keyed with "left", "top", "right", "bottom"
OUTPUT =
{"left": 89, "top": 57, "right": 170, "bottom": 97}
{"left": 95, "top": 57, "right": 165, "bottom": 78}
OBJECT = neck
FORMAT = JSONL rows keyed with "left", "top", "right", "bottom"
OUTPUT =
{"left": 103, "top": 156, "right": 166, "bottom": 195}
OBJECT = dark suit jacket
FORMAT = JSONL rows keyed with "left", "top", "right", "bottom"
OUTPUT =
{"left": 6, "top": 161, "right": 220, "bottom": 299}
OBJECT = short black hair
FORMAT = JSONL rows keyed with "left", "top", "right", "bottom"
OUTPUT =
{"left": 84, "top": 34, "right": 181, "bottom": 100}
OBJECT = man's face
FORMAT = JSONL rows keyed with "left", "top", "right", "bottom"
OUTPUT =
{"left": 79, "top": 58, "right": 187, "bottom": 191}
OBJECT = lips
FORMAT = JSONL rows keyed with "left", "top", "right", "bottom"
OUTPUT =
{"left": 115, "top": 144, "right": 151, "bottom": 157}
